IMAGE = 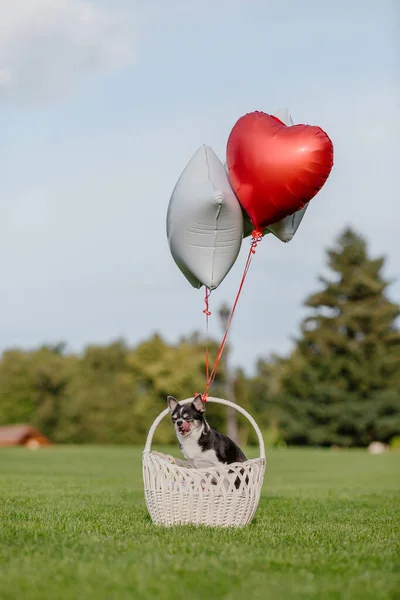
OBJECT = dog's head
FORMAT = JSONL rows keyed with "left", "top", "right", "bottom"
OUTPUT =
{"left": 167, "top": 394, "right": 205, "bottom": 437}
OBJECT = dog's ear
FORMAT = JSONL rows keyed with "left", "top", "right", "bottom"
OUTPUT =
{"left": 167, "top": 396, "right": 179, "bottom": 413}
{"left": 192, "top": 394, "right": 205, "bottom": 413}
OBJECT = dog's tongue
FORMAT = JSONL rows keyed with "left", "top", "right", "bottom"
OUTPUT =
{"left": 180, "top": 421, "right": 190, "bottom": 434}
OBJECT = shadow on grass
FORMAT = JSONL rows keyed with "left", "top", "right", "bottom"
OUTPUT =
{"left": 141, "top": 507, "right": 265, "bottom": 531}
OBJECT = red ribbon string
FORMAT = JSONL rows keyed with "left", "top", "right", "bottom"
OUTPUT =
{"left": 203, "top": 287, "right": 211, "bottom": 386}
{"left": 201, "top": 230, "right": 262, "bottom": 403}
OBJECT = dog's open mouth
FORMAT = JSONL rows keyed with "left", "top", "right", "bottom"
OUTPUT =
{"left": 178, "top": 421, "right": 191, "bottom": 436}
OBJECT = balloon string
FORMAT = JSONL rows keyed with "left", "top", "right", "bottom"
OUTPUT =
{"left": 201, "top": 230, "right": 263, "bottom": 402}
{"left": 203, "top": 287, "right": 211, "bottom": 384}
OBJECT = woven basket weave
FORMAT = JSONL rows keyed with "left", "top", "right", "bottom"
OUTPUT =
{"left": 142, "top": 397, "right": 266, "bottom": 527}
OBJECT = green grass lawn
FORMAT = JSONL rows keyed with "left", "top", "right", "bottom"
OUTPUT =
{"left": 0, "top": 445, "right": 399, "bottom": 600}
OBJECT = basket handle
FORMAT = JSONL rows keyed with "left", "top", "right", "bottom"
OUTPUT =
{"left": 143, "top": 396, "right": 265, "bottom": 460}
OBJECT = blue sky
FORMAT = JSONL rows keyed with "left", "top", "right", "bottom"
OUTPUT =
{"left": 0, "top": 0, "right": 398, "bottom": 373}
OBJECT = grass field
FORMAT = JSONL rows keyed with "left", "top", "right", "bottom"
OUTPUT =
{"left": 0, "top": 445, "right": 399, "bottom": 600}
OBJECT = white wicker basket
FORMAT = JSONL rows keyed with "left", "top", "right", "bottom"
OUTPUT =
{"left": 142, "top": 397, "right": 266, "bottom": 527}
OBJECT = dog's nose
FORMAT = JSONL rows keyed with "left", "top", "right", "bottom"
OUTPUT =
{"left": 177, "top": 419, "right": 183, "bottom": 426}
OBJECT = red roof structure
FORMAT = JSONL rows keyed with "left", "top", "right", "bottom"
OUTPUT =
{"left": 0, "top": 424, "right": 51, "bottom": 448}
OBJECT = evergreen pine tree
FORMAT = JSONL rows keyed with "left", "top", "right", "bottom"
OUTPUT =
{"left": 275, "top": 228, "right": 400, "bottom": 446}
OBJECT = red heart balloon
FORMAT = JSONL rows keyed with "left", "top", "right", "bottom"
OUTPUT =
{"left": 226, "top": 111, "right": 334, "bottom": 230}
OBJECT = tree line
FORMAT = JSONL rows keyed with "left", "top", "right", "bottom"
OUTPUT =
{"left": 1, "top": 228, "right": 399, "bottom": 447}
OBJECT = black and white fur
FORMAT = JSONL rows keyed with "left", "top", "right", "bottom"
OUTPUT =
{"left": 167, "top": 394, "right": 247, "bottom": 469}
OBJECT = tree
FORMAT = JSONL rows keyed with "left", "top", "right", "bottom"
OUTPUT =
{"left": 274, "top": 228, "right": 400, "bottom": 446}
{"left": 127, "top": 332, "right": 227, "bottom": 443}
{"left": 0, "top": 334, "right": 231, "bottom": 445}
{"left": 56, "top": 340, "right": 140, "bottom": 444}
{"left": 0, "top": 347, "right": 72, "bottom": 437}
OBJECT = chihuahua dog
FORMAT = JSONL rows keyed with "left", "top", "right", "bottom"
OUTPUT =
{"left": 167, "top": 394, "right": 246, "bottom": 470}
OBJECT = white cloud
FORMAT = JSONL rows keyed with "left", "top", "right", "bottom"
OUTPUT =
{"left": 0, "top": 0, "right": 135, "bottom": 103}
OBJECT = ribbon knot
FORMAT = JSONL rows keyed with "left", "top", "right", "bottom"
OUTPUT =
{"left": 250, "top": 230, "right": 263, "bottom": 253}
{"left": 203, "top": 287, "right": 211, "bottom": 316}
{"left": 194, "top": 392, "right": 208, "bottom": 403}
